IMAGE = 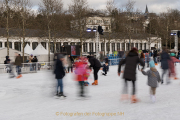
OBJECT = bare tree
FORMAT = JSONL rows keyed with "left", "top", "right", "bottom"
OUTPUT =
{"left": 14, "top": 0, "right": 32, "bottom": 62}
{"left": 39, "top": 0, "right": 63, "bottom": 62}
{"left": 1, "top": 0, "right": 13, "bottom": 56}
{"left": 69, "top": 0, "right": 88, "bottom": 56}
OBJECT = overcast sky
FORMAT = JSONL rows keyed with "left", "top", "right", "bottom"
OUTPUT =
{"left": 31, "top": 0, "right": 180, "bottom": 13}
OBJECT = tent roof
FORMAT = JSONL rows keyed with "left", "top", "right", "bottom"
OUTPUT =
{"left": 31, "top": 44, "right": 53, "bottom": 55}
{"left": 24, "top": 44, "right": 33, "bottom": 54}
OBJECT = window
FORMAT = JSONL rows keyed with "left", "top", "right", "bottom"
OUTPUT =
{"left": 83, "top": 43, "right": 87, "bottom": 52}
{"left": 101, "top": 43, "right": 105, "bottom": 51}
{"left": 70, "top": 42, "right": 75, "bottom": 45}
{"left": 106, "top": 43, "right": 110, "bottom": 52}
{"left": 56, "top": 42, "right": 61, "bottom": 53}
{"left": 131, "top": 43, "right": 134, "bottom": 48}
{"left": 0, "top": 42, "right": 2, "bottom": 47}
{"left": 122, "top": 43, "right": 125, "bottom": 51}
{"left": 15, "top": 42, "right": 21, "bottom": 51}
{"left": 135, "top": 43, "right": 138, "bottom": 49}
{"left": 106, "top": 27, "right": 108, "bottom": 30}
{"left": 89, "top": 43, "right": 93, "bottom": 52}
{"left": 140, "top": 43, "right": 142, "bottom": 50}
{"left": 5, "top": 42, "right": 12, "bottom": 48}
{"left": 112, "top": 43, "right": 115, "bottom": 52}
{"left": 117, "top": 43, "right": 120, "bottom": 51}
{"left": 126, "top": 43, "right": 129, "bottom": 51}
{"left": 41, "top": 42, "right": 46, "bottom": 49}
{"left": 144, "top": 43, "right": 146, "bottom": 50}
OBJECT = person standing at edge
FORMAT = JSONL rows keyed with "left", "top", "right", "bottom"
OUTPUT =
{"left": 118, "top": 47, "right": 145, "bottom": 103}
{"left": 15, "top": 53, "right": 23, "bottom": 79}
{"left": 87, "top": 56, "right": 101, "bottom": 85}
{"left": 54, "top": 54, "right": 66, "bottom": 97}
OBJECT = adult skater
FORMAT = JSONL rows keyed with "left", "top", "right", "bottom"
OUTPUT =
{"left": 153, "top": 49, "right": 158, "bottom": 65}
{"left": 54, "top": 54, "right": 66, "bottom": 97}
{"left": 15, "top": 53, "right": 23, "bottom": 79}
{"left": 118, "top": 47, "right": 145, "bottom": 103}
{"left": 87, "top": 56, "right": 101, "bottom": 85}
{"left": 161, "top": 47, "right": 170, "bottom": 84}
{"left": 67, "top": 55, "right": 74, "bottom": 73}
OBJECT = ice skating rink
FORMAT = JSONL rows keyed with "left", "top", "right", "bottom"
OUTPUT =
{"left": 1, "top": 65, "right": 180, "bottom": 120}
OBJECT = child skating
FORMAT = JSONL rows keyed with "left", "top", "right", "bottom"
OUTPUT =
{"left": 141, "top": 61, "right": 161, "bottom": 103}
{"left": 102, "top": 63, "right": 109, "bottom": 76}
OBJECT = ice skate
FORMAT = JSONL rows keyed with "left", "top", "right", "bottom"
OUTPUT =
{"left": 92, "top": 80, "right": 98, "bottom": 85}
{"left": 174, "top": 77, "right": 179, "bottom": 80}
{"left": 131, "top": 95, "right": 139, "bottom": 103}
{"left": 151, "top": 95, "right": 156, "bottom": 103}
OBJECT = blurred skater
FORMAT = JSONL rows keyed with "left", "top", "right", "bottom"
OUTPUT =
{"left": 74, "top": 57, "right": 90, "bottom": 97}
{"left": 102, "top": 63, "right": 109, "bottom": 76}
{"left": 15, "top": 53, "right": 23, "bottom": 79}
{"left": 161, "top": 47, "right": 170, "bottom": 84}
{"left": 4, "top": 56, "right": 15, "bottom": 78}
{"left": 145, "top": 51, "right": 150, "bottom": 67}
{"left": 138, "top": 51, "right": 145, "bottom": 70}
{"left": 67, "top": 55, "right": 74, "bottom": 73}
{"left": 168, "top": 53, "right": 180, "bottom": 80}
{"left": 118, "top": 47, "right": 145, "bottom": 103}
{"left": 153, "top": 49, "right": 158, "bottom": 65}
{"left": 54, "top": 54, "right": 66, "bottom": 97}
{"left": 87, "top": 56, "right": 101, "bottom": 85}
{"left": 141, "top": 61, "right": 161, "bottom": 103}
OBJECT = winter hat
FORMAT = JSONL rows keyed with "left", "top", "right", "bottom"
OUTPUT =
{"left": 131, "top": 47, "right": 138, "bottom": 52}
{"left": 170, "top": 53, "right": 176, "bottom": 57}
{"left": 57, "top": 54, "right": 64, "bottom": 59}
{"left": 149, "top": 61, "right": 155, "bottom": 68}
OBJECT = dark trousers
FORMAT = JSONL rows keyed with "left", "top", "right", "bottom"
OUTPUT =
{"left": 123, "top": 79, "right": 136, "bottom": 95}
{"left": 104, "top": 69, "right": 107, "bottom": 75}
{"left": 93, "top": 67, "right": 100, "bottom": 80}
{"left": 79, "top": 81, "right": 84, "bottom": 95}
{"left": 68, "top": 67, "right": 73, "bottom": 73}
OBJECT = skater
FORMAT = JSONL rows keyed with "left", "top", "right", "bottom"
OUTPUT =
{"left": 29, "top": 54, "right": 34, "bottom": 71}
{"left": 168, "top": 53, "right": 180, "bottom": 80}
{"left": 102, "top": 63, "right": 109, "bottom": 76}
{"left": 67, "top": 55, "right": 74, "bottom": 73}
{"left": 153, "top": 49, "right": 158, "bottom": 65}
{"left": 54, "top": 54, "right": 66, "bottom": 97}
{"left": 118, "top": 47, "right": 145, "bottom": 103}
{"left": 161, "top": 47, "right": 170, "bottom": 84}
{"left": 4, "top": 56, "right": 11, "bottom": 73}
{"left": 87, "top": 56, "right": 101, "bottom": 85}
{"left": 32, "top": 56, "right": 38, "bottom": 71}
{"left": 138, "top": 51, "right": 145, "bottom": 70}
{"left": 14, "top": 53, "right": 23, "bottom": 79}
{"left": 74, "top": 57, "right": 89, "bottom": 97}
{"left": 145, "top": 51, "right": 150, "bottom": 67}
{"left": 141, "top": 61, "right": 161, "bottom": 103}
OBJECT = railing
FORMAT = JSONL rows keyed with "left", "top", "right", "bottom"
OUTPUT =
{"left": 0, "top": 62, "right": 54, "bottom": 74}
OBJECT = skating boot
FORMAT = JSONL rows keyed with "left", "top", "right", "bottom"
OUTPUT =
{"left": 60, "top": 92, "right": 66, "bottom": 97}
{"left": 174, "top": 77, "right": 179, "bottom": 80}
{"left": 151, "top": 95, "right": 156, "bottom": 103}
{"left": 131, "top": 95, "right": 138, "bottom": 103}
{"left": 92, "top": 80, "right": 98, "bottom": 85}
{"left": 120, "top": 94, "right": 129, "bottom": 101}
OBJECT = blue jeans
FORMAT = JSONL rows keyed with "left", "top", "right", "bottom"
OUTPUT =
{"left": 16, "top": 66, "right": 21, "bottom": 75}
{"left": 57, "top": 79, "right": 63, "bottom": 93}
{"left": 154, "top": 57, "right": 157, "bottom": 63}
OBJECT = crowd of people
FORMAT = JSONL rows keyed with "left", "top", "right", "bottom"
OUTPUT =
{"left": 3, "top": 46, "right": 180, "bottom": 103}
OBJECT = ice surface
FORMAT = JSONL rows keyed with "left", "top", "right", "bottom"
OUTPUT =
{"left": 1, "top": 64, "right": 180, "bottom": 120}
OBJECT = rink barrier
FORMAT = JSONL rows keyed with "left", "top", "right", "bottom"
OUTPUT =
{"left": 0, "top": 62, "right": 54, "bottom": 74}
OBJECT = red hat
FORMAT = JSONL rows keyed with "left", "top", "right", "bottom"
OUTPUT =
{"left": 131, "top": 47, "right": 138, "bottom": 52}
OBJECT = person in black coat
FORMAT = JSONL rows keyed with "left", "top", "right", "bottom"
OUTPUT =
{"left": 118, "top": 47, "right": 145, "bottom": 103}
{"left": 87, "top": 56, "right": 101, "bottom": 85}
{"left": 32, "top": 56, "right": 38, "bottom": 71}
{"left": 54, "top": 54, "right": 66, "bottom": 97}
{"left": 161, "top": 47, "right": 170, "bottom": 84}
{"left": 102, "top": 63, "right": 109, "bottom": 76}
{"left": 153, "top": 49, "right": 158, "bottom": 64}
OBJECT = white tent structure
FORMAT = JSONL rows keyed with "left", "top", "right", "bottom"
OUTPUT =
{"left": 31, "top": 44, "right": 54, "bottom": 62}
{"left": 24, "top": 44, "right": 33, "bottom": 54}
{"left": 0, "top": 47, "right": 29, "bottom": 64}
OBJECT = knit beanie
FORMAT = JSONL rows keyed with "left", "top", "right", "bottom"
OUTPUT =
{"left": 131, "top": 47, "right": 138, "bottom": 52}
{"left": 170, "top": 53, "right": 176, "bottom": 57}
{"left": 149, "top": 61, "right": 155, "bottom": 68}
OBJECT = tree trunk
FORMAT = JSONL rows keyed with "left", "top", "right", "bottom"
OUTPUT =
{"left": 22, "top": 17, "right": 25, "bottom": 63}
{"left": 48, "top": 29, "right": 51, "bottom": 63}
{"left": 6, "top": 3, "right": 9, "bottom": 56}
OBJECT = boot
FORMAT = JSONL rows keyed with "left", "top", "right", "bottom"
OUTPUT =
{"left": 60, "top": 92, "right": 66, "bottom": 97}
{"left": 16, "top": 74, "right": 22, "bottom": 79}
{"left": 174, "top": 77, "right": 179, "bottom": 80}
{"left": 120, "top": 94, "right": 129, "bottom": 101}
{"left": 92, "top": 80, "right": 98, "bottom": 85}
{"left": 56, "top": 91, "right": 59, "bottom": 96}
{"left": 131, "top": 95, "right": 138, "bottom": 103}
